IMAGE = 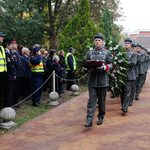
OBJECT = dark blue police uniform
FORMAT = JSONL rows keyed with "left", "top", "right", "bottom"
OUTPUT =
{"left": 30, "top": 47, "right": 44, "bottom": 107}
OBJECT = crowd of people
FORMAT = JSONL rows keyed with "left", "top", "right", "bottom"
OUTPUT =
{"left": 0, "top": 31, "right": 76, "bottom": 110}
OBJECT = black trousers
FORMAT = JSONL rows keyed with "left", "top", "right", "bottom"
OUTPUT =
{"left": 4, "top": 80, "right": 14, "bottom": 107}
{"left": 87, "top": 87, "right": 107, "bottom": 123}
{"left": 22, "top": 77, "right": 31, "bottom": 99}
{"left": 66, "top": 71, "right": 74, "bottom": 90}
{"left": 0, "top": 72, "right": 6, "bottom": 110}
{"left": 14, "top": 77, "right": 22, "bottom": 104}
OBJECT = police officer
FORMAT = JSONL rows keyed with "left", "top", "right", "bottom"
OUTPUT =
{"left": 121, "top": 38, "right": 137, "bottom": 113}
{"left": 2, "top": 39, "right": 16, "bottom": 107}
{"left": 65, "top": 47, "right": 76, "bottom": 91}
{"left": 83, "top": 33, "right": 113, "bottom": 127}
{"left": 30, "top": 46, "right": 44, "bottom": 107}
{"left": 135, "top": 44, "right": 146, "bottom": 100}
{"left": 11, "top": 38, "right": 23, "bottom": 107}
{"left": 0, "top": 31, "right": 7, "bottom": 110}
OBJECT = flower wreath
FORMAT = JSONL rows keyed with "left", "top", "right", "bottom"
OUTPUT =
{"left": 85, "top": 38, "right": 129, "bottom": 97}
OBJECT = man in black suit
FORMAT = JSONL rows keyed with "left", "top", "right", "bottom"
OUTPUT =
{"left": 21, "top": 47, "right": 32, "bottom": 100}
{"left": 2, "top": 39, "right": 16, "bottom": 107}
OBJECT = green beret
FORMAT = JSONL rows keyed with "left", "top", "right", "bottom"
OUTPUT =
{"left": 93, "top": 33, "right": 104, "bottom": 41}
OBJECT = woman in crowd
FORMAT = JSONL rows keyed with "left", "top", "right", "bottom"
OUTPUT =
{"left": 51, "top": 55, "right": 63, "bottom": 96}
{"left": 58, "top": 50, "right": 67, "bottom": 93}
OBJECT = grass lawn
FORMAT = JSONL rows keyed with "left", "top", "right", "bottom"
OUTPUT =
{"left": 0, "top": 83, "right": 88, "bottom": 135}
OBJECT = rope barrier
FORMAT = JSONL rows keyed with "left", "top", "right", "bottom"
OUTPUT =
{"left": 11, "top": 72, "right": 53, "bottom": 108}
{"left": 11, "top": 72, "right": 88, "bottom": 108}
{"left": 56, "top": 73, "right": 88, "bottom": 81}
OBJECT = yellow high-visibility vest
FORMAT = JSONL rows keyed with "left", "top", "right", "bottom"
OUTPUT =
{"left": 0, "top": 46, "right": 7, "bottom": 72}
{"left": 65, "top": 53, "right": 76, "bottom": 70}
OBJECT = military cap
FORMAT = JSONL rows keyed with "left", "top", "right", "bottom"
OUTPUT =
{"left": 0, "top": 31, "right": 6, "bottom": 37}
{"left": 136, "top": 43, "right": 142, "bottom": 48}
{"left": 3, "top": 39, "right": 11, "bottom": 44}
{"left": 11, "top": 38, "right": 17, "bottom": 43}
{"left": 124, "top": 38, "right": 132, "bottom": 43}
{"left": 32, "top": 46, "right": 41, "bottom": 51}
{"left": 93, "top": 33, "right": 105, "bottom": 41}
{"left": 131, "top": 42, "right": 137, "bottom": 47}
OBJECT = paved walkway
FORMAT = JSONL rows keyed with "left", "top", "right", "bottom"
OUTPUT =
{"left": 1, "top": 71, "right": 150, "bottom": 150}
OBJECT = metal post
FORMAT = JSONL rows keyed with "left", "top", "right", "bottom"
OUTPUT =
{"left": 53, "top": 70, "right": 55, "bottom": 92}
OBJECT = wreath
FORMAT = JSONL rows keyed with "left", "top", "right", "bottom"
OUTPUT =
{"left": 85, "top": 38, "right": 129, "bottom": 97}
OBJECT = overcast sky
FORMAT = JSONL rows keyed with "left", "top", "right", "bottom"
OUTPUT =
{"left": 116, "top": 0, "right": 150, "bottom": 32}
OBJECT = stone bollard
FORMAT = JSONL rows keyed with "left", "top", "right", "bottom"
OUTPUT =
{"left": 48, "top": 71, "right": 60, "bottom": 106}
{"left": 71, "top": 84, "right": 80, "bottom": 96}
{"left": 0, "top": 107, "right": 17, "bottom": 129}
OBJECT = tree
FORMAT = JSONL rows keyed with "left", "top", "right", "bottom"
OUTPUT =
{"left": 100, "top": 5, "right": 112, "bottom": 39}
{"left": 46, "top": 0, "right": 123, "bottom": 49}
{"left": 0, "top": 0, "right": 46, "bottom": 47}
{"left": 58, "top": 0, "right": 100, "bottom": 77}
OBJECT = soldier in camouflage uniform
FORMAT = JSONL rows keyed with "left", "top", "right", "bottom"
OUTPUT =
{"left": 83, "top": 33, "right": 113, "bottom": 127}
{"left": 121, "top": 38, "right": 137, "bottom": 113}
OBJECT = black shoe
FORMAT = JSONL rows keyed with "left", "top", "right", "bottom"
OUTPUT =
{"left": 121, "top": 108, "right": 127, "bottom": 113}
{"left": 135, "top": 97, "right": 139, "bottom": 100}
{"left": 14, "top": 104, "right": 21, "bottom": 108}
{"left": 57, "top": 99, "right": 61, "bottom": 103}
{"left": 60, "top": 91, "right": 65, "bottom": 94}
{"left": 85, "top": 122, "right": 92, "bottom": 127}
{"left": 33, "top": 102, "right": 40, "bottom": 107}
{"left": 128, "top": 102, "right": 132, "bottom": 106}
{"left": 97, "top": 118, "right": 103, "bottom": 125}
{"left": 110, "top": 94, "right": 115, "bottom": 98}
{"left": 67, "top": 88, "right": 72, "bottom": 91}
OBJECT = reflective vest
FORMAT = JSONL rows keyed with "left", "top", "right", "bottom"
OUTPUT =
{"left": 0, "top": 46, "right": 7, "bottom": 72}
{"left": 65, "top": 53, "right": 76, "bottom": 70}
{"left": 30, "top": 58, "right": 44, "bottom": 73}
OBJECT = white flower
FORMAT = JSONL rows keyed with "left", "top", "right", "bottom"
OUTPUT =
{"left": 115, "top": 84, "right": 118, "bottom": 87}
{"left": 113, "top": 47, "right": 117, "bottom": 50}
{"left": 117, "top": 70, "right": 120, "bottom": 73}
{"left": 114, "top": 61, "right": 116, "bottom": 65}
{"left": 115, "top": 45, "right": 119, "bottom": 48}
{"left": 117, "top": 52, "right": 123, "bottom": 56}
{"left": 109, "top": 41, "right": 112, "bottom": 44}
{"left": 118, "top": 60, "right": 122, "bottom": 63}
{"left": 113, "top": 70, "right": 116, "bottom": 73}
{"left": 89, "top": 47, "right": 93, "bottom": 51}
{"left": 111, "top": 73, "right": 114, "bottom": 77}
{"left": 111, "top": 87, "right": 114, "bottom": 91}
{"left": 114, "top": 57, "right": 118, "bottom": 60}
{"left": 109, "top": 47, "right": 113, "bottom": 51}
